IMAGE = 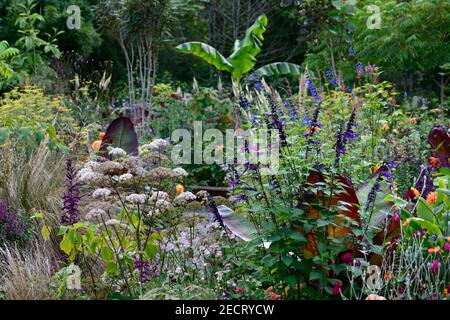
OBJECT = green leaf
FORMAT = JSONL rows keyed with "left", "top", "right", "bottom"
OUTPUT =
{"left": 176, "top": 42, "right": 233, "bottom": 72}
{"left": 416, "top": 198, "right": 435, "bottom": 223}
{"left": 60, "top": 234, "right": 73, "bottom": 255}
{"left": 217, "top": 205, "right": 258, "bottom": 241}
{"left": 254, "top": 62, "right": 303, "bottom": 78}
{"left": 144, "top": 242, "right": 158, "bottom": 260}
{"left": 101, "top": 246, "right": 114, "bottom": 263}
{"left": 228, "top": 15, "right": 268, "bottom": 81}
{"left": 41, "top": 225, "right": 50, "bottom": 241}
{"left": 282, "top": 255, "right": 294, "bottom": 267}
{"left": 410, "top": 218, "right": 442, "bottom": 236}
{"left": 289, "top": 232, "right": 308, "bottom": 243}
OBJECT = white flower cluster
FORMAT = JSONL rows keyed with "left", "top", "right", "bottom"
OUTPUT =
{"left": 162, "top": 219, "right": 224, "bottom": 277}
{"left": 119, "top": 173, "right": 133, "bottom": 182}
{"left": 172, "top": 167, "right": 188, "bottom": 178}
{"left": 108, "top": 147, "right": 127, "bottom": 157}
{"left": 142, "top": 139, "right": 170, "bottom": 151}
{"left": 77, "top": 166, "right": 102, "bottom": 183}
{"left": 126, "top": 193, "right": 148, "bottom": 204}
{"left": 174, "top": 191, "right": 196, "bottom": 205}
{"left": 85, "top": 208, "right": 106, "bottom": 220}
{"left": 92, "top": 188, "right": 111, "bottom": 198}
{"left": 149, "top": 191, "right": 169, "bottom": 203}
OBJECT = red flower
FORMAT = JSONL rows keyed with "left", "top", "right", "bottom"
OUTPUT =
{"left": 235, "top": 287, "right": 244, "bottom": 294}
{"left": 341, "top": 252, "right": 353, "bottom": 265}
{"left": 430, "top": 260, "right": 440, "bottom": 275}
{"left": 332, "top": 282, "right": 342, "bottom": 296}
{"left": 268, "top": 293, "right": 281, "bottom": 300}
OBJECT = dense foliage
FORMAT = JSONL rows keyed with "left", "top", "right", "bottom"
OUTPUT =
{"left": 0, "top": 0, "right": 448, "bottom": 301}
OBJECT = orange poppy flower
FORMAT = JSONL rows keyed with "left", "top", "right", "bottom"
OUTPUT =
{"left": 426, "top": 192, "right": 437, "bottom": 204}
{"left": 429, "top": 157, "right": 438, "bottom": 166}
{"left": 98, "top": 132, "right": 106, "bottom": 140}
{"left": 382, "top": 123, "right": 390, "bottom": 131}
{"left": 409, "top": 118, "right": 417, "bottom": 124}
{"left": 92, "top": 140, "right": 102, "bottom": 152}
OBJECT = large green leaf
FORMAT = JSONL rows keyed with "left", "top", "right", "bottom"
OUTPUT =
{"left": 254, "top": 62, "right": 303, "bottom": 77}
{"left": 175, "top": 42, "right": 233, "bottom": 72}
{"left": 99, "top": 116, "right": 139, "bottom": 156}
{"left": 227, "top": 15, "right": 268, "bottom": 81}
{"left": 356, "top": 176, "right": 393, "bottom": 235}
{"left": 217, "top": 205, "right": 257, "bottom": 241}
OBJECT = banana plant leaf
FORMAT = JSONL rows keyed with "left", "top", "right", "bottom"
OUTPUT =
{"left": 227, "top": 14, "right": 268, "bottom": 81}
{"left": 99, "top": 116, "right": 138, "bottom": 156}
{"left": 175, "top": 42, "right": 233, "bottom": 72}
{"left": 254, "top": 62, "right": 303, "bottom": 78}
{"left": 217, "top": 205, "right": 258, "bottom": 241}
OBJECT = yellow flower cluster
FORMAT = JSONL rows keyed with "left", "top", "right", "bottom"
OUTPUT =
{"left": 0, "top": 86, "right": 76, "bottom": 130}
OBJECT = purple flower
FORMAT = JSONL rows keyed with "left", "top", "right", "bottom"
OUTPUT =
{"left": 430, "top": 259, "right": 440, "bottom": 275}
{"left": 365, "top": 63, "right": 375, "bottom": 73}
{"left": 326, "top": 68, "right": 337, "bottom": 85}
{"left": 444, "top": 242, "right": 450, "bottom": 251}
{"left": 413, "top": 231, "right": 421, "bottom": 238}
{"left": 239, "top": 93, "right": 250, "bottom": 110}
{"left": 234, "top": 194, "right": 247, "bottom": 202}
{"left": 305, "top": 72, "right": 320, "bottom": 101}
{"left": 349, "top": 46, "right": 356, "bottom": 57}
{"left": 334, "top": 107, "right": 358, "bottom": 166}
{"left": 355, "top": 62, "right": 363, "bottom": 78}
{"left": 134, "top": 258, "right": 158, "bottom": 285}
{"left": 61, "top": 159, "right": 81, "bottom": 225}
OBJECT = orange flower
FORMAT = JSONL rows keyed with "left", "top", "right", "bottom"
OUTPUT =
{"left": 393, "top": 129, "right": 400, "bottom": 135}
{"left": 382, "top": 123, "right": 390, "bottom": 131}
{"left": 429, "top": 156, "right": 438, "bottom": 166}
{"left": 176, "top": 184, "right": 184, "bottom": 195}
{"left": 409, "top": 118, "right": 417, "bottom": 124}
{"left": 98, "top": 132, "right": 106, "bottom": 140}
{"left": 92, "top": 140, "right": 102, "bottom": 152}
{"left": 411, "top": 187, "right": 420, "bottom": 198}
{"left": 385, "top": 271, "right": 391, "bottom": 281}
{"left": 370, "top": 163, "right": 381, "bottom": 174}
{"left": 307, "top": 126, "right": 320, "bottom": 134}
{"left": 428, "top": 246, "right": 441, "bottom": 254}
{"left": 426, "top": 192, "right": 437, "bottom": 204}
{"left": 403, "top": 218, "right": 411, "bottom": 227}
{"left": 444, "top": 288, "right": 448, "bottom": 298}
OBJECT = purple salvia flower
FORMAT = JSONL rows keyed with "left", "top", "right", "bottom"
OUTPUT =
{"left": 61, "top": 159, "right": 81, "bottom": 225}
